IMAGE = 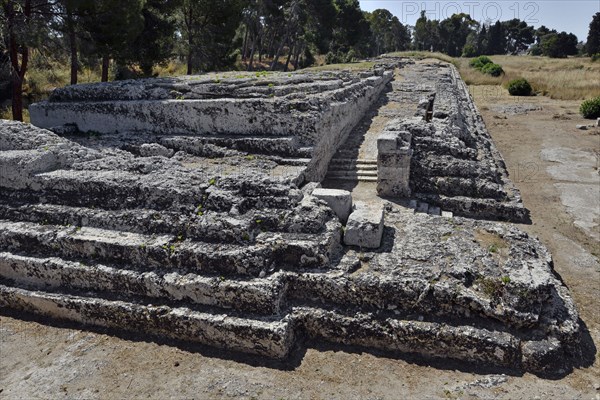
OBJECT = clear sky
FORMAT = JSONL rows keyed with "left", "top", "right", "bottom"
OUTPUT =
{"left": 359, "top": 0, "right": 600, "bottom": 42}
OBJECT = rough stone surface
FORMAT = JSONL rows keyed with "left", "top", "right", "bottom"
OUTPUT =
{"left": 376, "top": 128, "right": 412, "bottom": 197}
{"left": 392, "top": 63, "right": 528, "bottom": 222}
{"left": 312, "top": 188, "right": 352, "bottom": 223}
{"left": 0, "top": 58, "right": 585, "bottom": 374}
{"left": 343, "top": 202, "right": 384, "bottom": 248}
{"left": 29, "top": 69, "right": 395, "bottom": 183}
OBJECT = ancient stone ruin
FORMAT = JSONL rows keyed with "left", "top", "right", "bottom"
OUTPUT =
{"left": 0, "top": 57, "right": 583, "bottom": 375}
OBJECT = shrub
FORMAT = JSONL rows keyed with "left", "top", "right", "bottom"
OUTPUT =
{"left": 462, "top": 44, "right": 476, "bottom": 58}
{"left": 325, "top": 51, "right": 339, "bottom": 65}
{"left": 481, "top": 63, "right": 504, "bottom": 76}
{"left": 507, "top": 78, "right": 533, "bottom": 96}
{"left": 580, "top": 96, "right": 600, "bottom": 119}
{"left": 469, "top": 55, "right": 492, "bottom": 69}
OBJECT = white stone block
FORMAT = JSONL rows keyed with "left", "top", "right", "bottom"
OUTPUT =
{"left": 343, "top": 203, "right": 384, "bottom": 249}
{"left": 441, "top": 211, "right": 454, "bottom": 218}
{"left": 312, "top": 188, "right": 352, "bottom": 223}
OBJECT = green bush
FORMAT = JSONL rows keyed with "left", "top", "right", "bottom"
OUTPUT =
{"left": 462, "top": 44, "right": 476, "bottom": 58}
{"left": 481, "top": 63, "right": 504, "bottom": 76}
{"left": 507, "top": 78, "right": 533, "bottom": 96}
{"left": 580, "top": 96, "right": 600, "bottom": 119}
{"left": 469, "top": 55, "right": 492, "bottom": 69}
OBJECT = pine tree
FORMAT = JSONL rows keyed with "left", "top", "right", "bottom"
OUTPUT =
{"left": 80, "top": 0, "right": 145, "bottom": 81}
{"left": 486, "top": 21, "right": 506, "bottom": 55}
{"left": 587, "top": 12, "right": 600, "bottom": 55}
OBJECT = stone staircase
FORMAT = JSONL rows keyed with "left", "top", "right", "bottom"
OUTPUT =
{"left": 0, "top": 121, "right": 342, "bottom": 359}
{"left": 325, "top": 154, "right": 378, "bottom": 182}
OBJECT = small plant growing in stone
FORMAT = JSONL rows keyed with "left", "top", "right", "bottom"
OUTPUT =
{"left": 161, "top": 243, "right": 176, "bottom": 255}
{"left": 501, "top": 276, "right": 511, "bottom": 284}
{"left": 475, "top": 276, "right": 504, "bottom": 299}
{"left": 208, "top": 177, "right": 217, "bottom": 186}
{"left": 488, "top": 243, "right": 498, "bottom": 253}
{"left": 245, "top": 155, "right": 255, "bottom": 161}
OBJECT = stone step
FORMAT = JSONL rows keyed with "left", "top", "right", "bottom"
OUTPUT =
{"left": 0, "top": 201, "right": 332, "bottom": 243}
{"left": 1, "top": 169, "right": 298, "bottom": 212}
{"left": 329, "top": 158, "right": 377, "bottom": 164}
{"left": 296, "top": 147, "right": 314, "bottom": 158}
{"left": 0, "top": 284, "right": 294, "bottom": 359}
{"left": 0, "top": 281, "right": 571, "bottom": 372}
{"left": 160, "top": 135, "right": 304, "bottom": 158}
{"left": 0, "top": 220, "right": 334, "bottom": 278}
{"left": 0, "top": 252, "right": 285, "bottom": 315}
{"left": 412, "top": 176, "right": 506, "bottom": 200}
{"left": 328, "top": 164, "right": 378, "bottom": 172}
{"left": 411, "top": 156, "right": 499, "bottom": 180}
{"left": 324, "top": 175, "right": 378, "bottom": 182}
{"left": 326, "top": 170, "right": 378, "bottom": 178}
{"left": 0, "top": 202, "right": 249, "bottom": 244}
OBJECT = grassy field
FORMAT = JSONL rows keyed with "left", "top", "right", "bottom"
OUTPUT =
{"left": 391, "top": 51, "right": 600, "bottom": 100}
{"left": 457, "top": 55, "right": 600, "bottom": 100}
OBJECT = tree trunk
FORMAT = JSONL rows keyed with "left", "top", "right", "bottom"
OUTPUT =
{"left": 247, "top": 34, "right": 256, "bottom": 71}
{"left": 101, "top": 55, "right": 110, "bottom": 82}
{"left": 67, "top": 9, "right": 78, "bottom": 85}
{"left": 293, "top": 43, "right": 303, "bottom": 70}
{"left": 270, "top": 35, "right": 288, "bottom": 71}
{"left": 258, "top": 38, "right": 263, "bottom": 64}
{"left": 4, "top": 0, "right": 30, "bottom": 121}
{"left": 186, "top": 6, "right": 193, "bottom": 75}
{"left": 242, "top": 27, "right": 249, "bottom": 62}
{"left": 187, "top": 50, "right": 193, "bottom": 75}
{"left": 11, "top": 71, "right": 24, "bottom": 122}
{"left": 284, "top": 41, "right": 295, "bottom": 72}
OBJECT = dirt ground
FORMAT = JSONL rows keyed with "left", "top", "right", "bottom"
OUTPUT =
{"left": 1, "top": 86, "right": 599, "bottom": 399}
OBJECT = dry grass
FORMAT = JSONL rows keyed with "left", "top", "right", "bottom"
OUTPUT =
{"left": 389, "top": 51, "right": 456, "bottom": 66}
{"left": 455, "top": 55, "right": 600, "bottom": 100}
{"left": 0, "top": 107, "right": 30, "bottom": 123}
{"left": 305, "top": 61, "right": 376, "bottom": 72}
{"left": 153, "top": 60, "right": 188, "bottom": 77}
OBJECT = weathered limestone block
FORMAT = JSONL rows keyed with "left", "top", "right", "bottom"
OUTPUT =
{"left": 377, "top": 128, "right": 412, "bottom": 198}
{"left": 343, "top": 202, "right": 384, "bottom": 248}
{"left": 312, "top": 188, "right": 352, "bottom": 223}
{"left": 139, "top": 143, "right": 174, "bottom": 157}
